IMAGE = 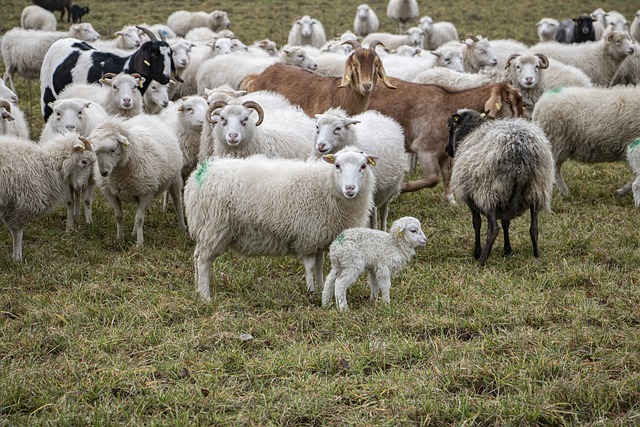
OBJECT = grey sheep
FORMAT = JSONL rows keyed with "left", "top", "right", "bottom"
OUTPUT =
{"left": 353, "top": 4, "right": 380, "bottom": 38}
{"left": 446, "top": 109, "right": 554, "bottom": 266}
{"left": 322, "top": 216, "right": 427, "bottom": 311}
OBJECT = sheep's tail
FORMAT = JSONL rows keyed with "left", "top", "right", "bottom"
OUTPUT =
{"left": 239, "top": 73, "right": 258, "bottom": 92}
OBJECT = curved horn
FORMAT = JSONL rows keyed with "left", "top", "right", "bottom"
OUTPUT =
{"left": 136, "top": 25, "right": 157, "bottom": 42}
{"left": 505, "top": 53, "right": 520, "bottom": 70}
{"left": 78, "top": 136, "right": 92, "bottom": 151}
{"left": 130, "top": 72, "right": 142, "bottom": 79}
{"left": 0, "top": 100, "right": 11, "bottom": 113}
{"left": 206, "top": 100, "right": 228, "bottom": 125}
{"left": 242, "top": 101, "right": 264, "bottom": 126}
{"left": 101, "top": 72, "right": 117, "bottom": 80}
{"left": 158, "top": 30, "right": 166, "bottom": 43}
{"left": 535, "top": 53, "right": 549, "bottom": 69}
{"left": 367, "top": 40, "right": 386, "bottom": 51}
{"left": 341, "top": 39, "right": 362, "bottom": 49}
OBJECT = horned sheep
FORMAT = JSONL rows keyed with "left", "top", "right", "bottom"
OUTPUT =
{"left": 353, "top": 4, "right": 380, "bottom": 38}
{"left": 532, "top": 85, "right": 640, "bottom": 197}
{"left": 167, "top": 10, "right": 231, "bottom": 37}
{"left": 20, "top": 5, "right": 57, "bottom": 31}
{"left": 417, "top": 16, "right": 459, "bottom": 50}
{"left": 313, "top": 108, "right": 407, "bottom": 231}
{"left": 386, "top": 0, "right": 419, "bottom": 33}
{"left": 287, "top": 15, "right": 327, "bottom": 48}
{"left": 322, "top": 216, "right": 427, "bottom": 310}
{"left": 87, "top": 115, "right": 186, "bottom": 245}
{"left": 184, "top": 148, "right": 378, "bottom": 300}
{"left": 446, "top": 109, "right": 554, "bottom": 265}
{"left": 0, "top": 133, "right": 96, "bottom": 261}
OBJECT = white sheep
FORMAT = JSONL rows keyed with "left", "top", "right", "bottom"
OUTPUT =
{"left": 287, "top": 16, "right": 327, "bottom": 48}
{"left": 502, "top": 53, "right": 549, "bottom": 118}
{"left": 167, "top": 10, "right": 231, "bottom": 37}
{"left": 313, "top": 108, "right": 406, "bottom": 231}
{"left": 625, "top": 140, "right": 640, "bottom": 206}
{"left": 537, "top": 18, "right": 560, "bottom": 43}
{"left": 87, "top": 114, "right": 186, "bottom": 245}
{"left": 446, "top": 109, "right": 554, "bottom": 266}
{"left": 532, "top": 85, "right": 640, "bottom": 197}
{"left": 386, "top": 0, "right": 419, "bottom": 33}
{"left": 363, "top": 27, "right": 424, "bottom": 50}
{"left": 543, "top": 58, "right": 593, "bottom": 89}
{"left": 631, "top": 11, "right": 640, "bottom": 41}
{"left": 1, "top": 24, "right": 101, "bottom": 92}
{"left": 0, "top": 133, "right": 96, "bottom": 261}
{"left": 417, "top": 16, "right": 459, "bottom": 50}
{"left": 169, "top": 40, "right": 196, "bottom": 72}
{"left": 143, "top": 80, "right": 170, "bottom": 114}
{"left": 384, "top": 45, "right": 464, "bottom": 81}
{"left": 0, "top": 100, "right": 29, "bottom": 139}
{"left": 91, "top": 25, "right": 143, "bottom": 52}
{"left": 322, "top": 216, "right": 426, "bottom": 310}
{"left": 250, "top": 39, "right": 278, "bottom": 57}
{"left": 0, "top": 78, "right": 19, "bottom": 106}
{"left": 353, "top": 4, "right": 380, "bottom": 38}
{"left": 184, "top": 147, "right": 378, "bottom": 300}
{"left": 20, "top": 5, "right": 57, "bottom": 31}
{"left": 529, "top": 31, "right": 635, "bottom": 86}
{"left": 609, "top": 47, "right": 640, "bottom": 85}
{"left": 462, "top": 35, "right": 498, "bottom": 72}
{"left": 604, "top": 10, "right": 629, "bottom": 33}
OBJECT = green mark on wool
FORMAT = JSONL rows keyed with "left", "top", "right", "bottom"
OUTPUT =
{"left": 546, "top": 86, "right": 564, "bottom": 95}
{"left": 629, "top": 138, "right": 640, "bottom": 152}
{"left": 334, "top": 233, "right": 345, "bottom": 245}
{"left": 194, "top": 161, "right": 209, "bottom": 186}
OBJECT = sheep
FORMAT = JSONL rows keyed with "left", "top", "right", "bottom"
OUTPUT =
{"left": 143, "top": 80, "right": 170, "bottom": 114}
{"left": 40, "top": 26, "right": 181, "bottom": 121}
{"left": 502, "top": 53, "right": 549, "bottom": 118}
{"left": 609, "top": 49, "right": 640, "bottom": 85}
{"left": 363, "top": 27, "right": 424, "bottom": 50}
{"left": 0, "top": 133, "right": 95, "bottom": 261}
{"left": 0, "top": 78, "right": 19, "bottom": 106}
{"left": 32, "top": 0, "right": 71, "bottom": 22}
{"left": 70, "top": 5, "right": 89, "bottom": 23}
{"left": 530, "top": 31, "right": 635, "bottom": 86}
{"left": 543, "top": 57, "right": 593, "bottom": 89}
{"left": 0, "top": 100, "right": 29, "bottom": 139}
{"left": 169, "top": 40, "right": 196, "bottom": 71}
{"left": 417, "top": 16, "right": 459, "bottom": 50}
{"left": 251, "top": 39, "right": 278, "bottom": 57}
{"left": 354, "top": 4, "right": 379, "bottom": 38}
{"left": 21, "top": 5, "right": 57, "bottom": 31}
{"left": 1, "top": 23, "right": 101, "bottom": 92}
{"left": 446, "top": 109, "right": 554, "bottom": 266}
{"left": 625, "top": 140, "right": 640, "bottom": 206}
{"left": 242, "top": 41, "right": 397, "bottom": 117}
{"left": 386, "top": 0, "right": 419, "bottom": 33}
{"left": 167, "top": 10, "right": 231, "bottom": 37}
{"left": 631, "top": 11, "right": 640, "bottom": 41}
{"left": 537, "top": 18, "right": 560, "bottom": 43}
{"left": 604, "top": 10, "right": 629, "bottom": 33}
{"left": 39, "top": 98, "right": 108, "bottom": 143}
{"left": 367, "top": 79, "right": 524, "bottom": 201}
{"left": 379, "top": 46, "right": 464, "bottom": 81}
{"left": 91, "top": 25, "right": 144, "bottom": 51}
{"left": 322, "top": 216, "right": 426, "bottom": 310}
{"left": 184, "top": 148, "right": 378, "bottom": 300}
{"left": 532, "top": 85, "right": 640, "bottom": 197}
{"left": 313, "top": 108, "right": 406, "bottom": 231}
{"left": 556, "top": 14, "right": 597, "bottom": 44}
{"left": 462, "top": 35, "right": 498, "bottom": 72}
{"left": 591, "top": 8, "right": 607, "bottom": 39}
{"left": 87, "top": 114, "right": 186, "bottom": 245}
{"left": 287, "top": 16, "right": 327, "bottom": 48}
{"left": 146, "top": 24, "right": 177, "bottom": 40}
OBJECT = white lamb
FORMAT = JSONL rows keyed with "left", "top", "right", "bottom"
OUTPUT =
{"left": 313, "top": 108, "right": 407, "bottom": 231}
{"left": 1, "top": 24, "right": 101, "bottom": 92}
{"left": 0, "top": 78, "right": 19, "bottom": 106}
{"left": 353, "top": 4, "right": 380, "bottom": 38}
{"left": 386, "top": 0, "right": 419, "bottom": 33}
{"left": 363, "top": 27, "right": 424, "bottom": 50}
{"left": 167, "top": 10, "right": 231, "bottom": 38}
{"left": 88, "top": 115, "right": 186, "bottom": 245}
{"left": 287, "top": 15, "right": 327, "bottom": 48}
{"left": 0, "top": 99, "right": 29, "bottom": 139}
{"left": 322, "top": 216, "right": 427, "bottom": 311}
{"left": 184, "top": 148, "right": 378, "bottom": 300}
{"left": 417, "top": 16, "right": 458, "bottom": 50}
{"left": 0, "top": 133, "right": 96, "bottom": 261}
{"left": 143, "top": 80, "right": 170, "bottom": 114}
{"left": 20, "top": 5, "right": 56, "bottom": 31}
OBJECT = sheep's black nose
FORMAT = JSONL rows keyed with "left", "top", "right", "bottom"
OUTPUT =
{"left": 101, "top": 171, "right": 108, "bottom": 177}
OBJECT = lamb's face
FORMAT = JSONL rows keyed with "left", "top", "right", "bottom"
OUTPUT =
{"left": 605, "top": 31, "right": 635, "bottom": 59}
{"left": 66, "top": 138, "right": 97, "bottom": 191}
{"left": 171, "top": 43, "right": 193, "bottom": 69}
{"left": 209, "top": 11, "right": 231, "bottom": 31}
{"left": 115, "top": 26, "right": 142, "bottom": 49}
{"left": 314, "top": 114, "right": 358, "bottom": 155}
{"left": 537, "top": 19, "right": 558, "bottom": 39}
{"left": 467, "top": 39, "right": 498, "bottom": 69}
{"left": 324, "top": 150, "right": 377, "bottom": 199}
{"left": 72, "top": 23, "right": 100, "bottom": 42}
{"left": 283, "top": 47, "right": 317, "bottom": 70}
{"left": 394, "top": 217, "right": 427, "bottom": 248}
{"left": 50, "top": 100, "right": 91, "bottom": 135}
{"left": 296, "top": 16, "right": 315, "bottom": 38}
{"left": 405, "top": 27, "right": 423, "bottom": 47}
{"left": 436, "top": 50, "right": 464, "bottom": 73}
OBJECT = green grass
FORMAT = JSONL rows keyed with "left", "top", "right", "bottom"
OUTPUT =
{"left": 2, "top": 0, "right": 640, "bottom": 425}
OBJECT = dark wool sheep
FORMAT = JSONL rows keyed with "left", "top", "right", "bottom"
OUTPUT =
{"left": 446, "top": 109, "right": 555, "bottom": 266}
{"left": 556, "top": 14, "right": 596, "bottom": 43}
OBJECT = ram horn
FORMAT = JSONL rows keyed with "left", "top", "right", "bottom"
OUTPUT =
{"left": 206, "top": 100, "right": 228, "bottom": 125}
{"left": 78, "top": 136, "right": 93, "bottom": 151}
{"left": 241, "top": 101, "right": 264, "bottom": 126}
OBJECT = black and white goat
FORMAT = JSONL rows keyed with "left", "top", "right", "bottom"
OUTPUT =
{"left": 40, "top": 26, "right": 183, "bottom": 121}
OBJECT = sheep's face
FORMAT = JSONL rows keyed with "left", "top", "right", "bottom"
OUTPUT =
{"left": 506, "top": 54, "right": 548, "bottom": 89}
{"left": 434, "top": 49, "right": 464, "bottom": 73}
{"left": 357, "top": 5, "right": 371, "bottom": 20}
{"left": 210, "top": 38, "right": 234, "bottom": 56}
{"left": 145, "top": 81, "right": 170, "bottom": 110}
{"left": 573, "top": 15, "right": 595, "bottom": 36}
{"left": 115, "top": 26, "right": 142, "bottom": 49}
{"left": 65, "top": 137, "right": 97, "bottom": 191}
{"left": 405, "top": 27, "right": 424, "bottom": 47}
{"left": 71, "top": 23, "right": 100, "bottom": 42}
{"left": 282, "top": 47, "right": 317, "bottom": 70}
{"left": 391, "top": 217, "right": 427, "bottom": 248}
{"left": 605, "top": 31, "right": 635, "bottom": 59}
{"left": 49, "top": 100, "right": 91, "bottom": 135}
{"left": 215, "top": 104, "right": 256, "bottom": 147}
{"left": 171, "top": 43, "right": 193, "bottom": 69}
{"left": 209, "top": 10, "right": 231, "bottom": 31}
{"left": 178, "top": 97, "right": 208, "bottom": 130}
{"left": 465, "top": 38, "right": 498, "bottom": 69}
{"left": 323, "top": 149, "right": 377, "bottom": 199}
{"left": 258, "top": 40, "right": 278, "bottom": 57}
{"left": 536, "top": 19, "right": 558, "bottom": 40}
{"left": 101, "top": 74, "right": 143, "bottom": 111}
{"left": 418, "top": 16, "right": 434, "bottom": 33}
{"left": 295, "top": 16, "right": 316, "bottom": 39}
{"left": 91, "top": 132, "right": 128, "bottom": 178}
{"left": 314, "top": 114, "right": 359, "bottom": 155}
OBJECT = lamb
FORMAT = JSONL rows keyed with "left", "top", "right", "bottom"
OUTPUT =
{"left": 0, "top": 100, "right": 29, "bottom": 139}
{"left": 381, "top": 46, "right": 464, "bottom": 81}
{"left": 417, "top": 16, "right": 459, "bottom": 50}
{"left": 462, "top": 35, "right": 498, "bottom": 72}
{"left": 631, "top": 11, "right": 640, "bottom": 41}
{"left": 502, "top": 53, "right": 549, "bottom": 118}
{"left": 0, "top": 133, "right": 95, "bottom": 261}
{"left": 169, "top": 40, "right": 196, "bottom": 71}
{"left": 386, "top": 0, "right": 419, "bottom": 33}
{"left": 21, "top": 5, "right": 57, "bottom": 31}
{"left": 87, "top": 114, "right": 186, "bottom": 245}
{"left": 167, "top": 10, "right": 231, "bottom": 37}
{"left": 353, "top": 4, "right": 379, "bottom": 38}
{"left": 322, "top": 216, "right": 426, "bottom": 310}
{"left": 362, "top": 27, "right": 424, "bottom": 50}
{"left": 1, "top": 24, "right": 101, "bottom": 92}
{"left": 604, "top": 10, "right": 629, "bottom": 33}
{"left": 287, "top": 16, "right": 327, "bottom": 48}
{"left": 241, "top": 41, "right": 397, "bottom": 117}
{"left": 531, "top": 85, "right": 640, "bottom": 197}
{"left": 537, "top": 18, "right": 560, "bottom": 42}
{"left": 39, "top": 98, "right": 108, "bottom": 143}
{"left": 32, "top": 0, "right": 71, "bottom": 22}
{"left": 313, "top": 108, "right": 407, "bottom": 231}
{"left": 184, "top": 148, "right": 378, "bottom": 300}
{"left": 367, "top": 79, "right": 524, "bottom": 201}
{"left": 143, "top": 80, "right": 170, "bottom": 114}
{"left": 530, "top": 31, "right": 635, "bottom": 86}
{"left": 446, "top": 109, "right": 554, "bottom": 266}
{"left": 70, "top": 5, "right": 89, "bottom": 23}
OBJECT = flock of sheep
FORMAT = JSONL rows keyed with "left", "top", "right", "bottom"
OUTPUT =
{"left": 1, "top": 1, "right": 640, "bottom": 309}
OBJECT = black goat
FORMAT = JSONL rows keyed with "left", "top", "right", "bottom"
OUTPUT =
{"left": 70, "top": 5, "right": 90, "bottom": 23}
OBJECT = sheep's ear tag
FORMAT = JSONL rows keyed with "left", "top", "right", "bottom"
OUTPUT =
{"left": 119, "top": 136, "right": 130, "bottom": 146}
{"left": 395, "top": 227, "right": 403, "bottom": 238}
{"left": 453, "top": 114, "right": 461, "bottom": 122}
{"left": 323, "top": 153, "right": 336, "bottom": 164}
{"left": 367, "top": 156, "right": 378, "bottom": 167}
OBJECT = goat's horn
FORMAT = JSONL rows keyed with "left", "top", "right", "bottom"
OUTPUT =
{"left": 206, "top": 100, "right": 228, "bottom": 125}
{"left": 158, "top": 30, "right": 166, "bottom": 43}
{"left": 136, "top": 25, "right": 157, "bottom": 42}
{"left": 0, "top": 100, "right": 11, "bottom": 113}
{"left": 341, "top": 39, "right": 362, "bottom": 49}
{"left": 242, "top": 101, "right": 264, "bottom": 126}
{"left": 367, "top": 40, "right": 386, "bottom": 51}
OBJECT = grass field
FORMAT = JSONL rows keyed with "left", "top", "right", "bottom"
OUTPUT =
{"left": 1, "top": 0, "right": 640, "bottom": 425}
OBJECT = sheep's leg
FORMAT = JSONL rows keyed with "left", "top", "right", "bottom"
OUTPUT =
{"left": 501, "top": 219, "right": 513, "bottom": 257}
{"left": 73, "top": 188, "right": 81, "bottom": 217}
{"left": 4, "top": 67, "right": 16, "bottom": 93}
{"left": 168, "top": 181, "right": 187, "bottom": 231}
{"left": 367, "top": 270, "right": 380, "bottom": 300}
{"left": 102, "top": 192, "right": 124, "bottom": 240}
{"left": 375, "top": 267, "right": 392, "bottom": 304}
{"left": 615, "top": 180, "right": 633, "bottom": 198}
{"left": 301, "top": 254, "right": 319, "bottom": 292}
{"left": 65, "top": 188, "right": 75, "bottom": 233}
{"left": 633, "top": 176, "right": 640, "bottom": 207}
{"left": 322, "top": 268, "right": 338, "bottom": 307}
{"left": 133, "top": 195, "right": 154, "bottom": 246}
{"left": 9, "top": 225, "right": 23, "bottom": 262}
{"left": 162, "top": 191, "right": 169, "bottom": 212}
{"left": 478, "top": 210, "right": 499, "bottom": 266}
{"left": 83, "top": 179, "right": 95, "bottom": 225}
{"left": 334, "top": 268, "right": 361, "bottom": 311}
{"left": 530, "top": 207, "right": 540, "bottom": 258}
{"left": 471, "top": 208, "right": 482, "bottom": 260}
{"left": 379, "top": 203, "right": 390, "bottom": 232}
{"left": 314, "top": 251, "right": 324, "bottom": 290}
{"left": 554, "top": 162, "right": 570, "bottom": 197}
{"left": 194, "top": 244, "right": 218, "bottom": 301}
{"left": 369, "top": 207, "right": 378, "bottom": 229}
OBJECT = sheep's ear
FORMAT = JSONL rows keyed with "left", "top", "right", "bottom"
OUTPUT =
{"left": 338, "top": 56, "right": 354, "bottom": 88}
{"left": 366, "top": 155, "right": 379, "bottom": 166}
{"left": 322, "top": 153, "right": 336, "bottom": 164}
{"left": 390, "top": 221, "right": 406, "bottom": 238}
{"left": 114, "top": 31, "right": 123, "bottom": 37}
{"left": 345, "top": 118, "right": 361, "bottom": 127}
{"left": 1, "top": 110, "right": 15, "bottom": 122}
{"left": 117, "top": 135, "right": 130, "bottom": 146}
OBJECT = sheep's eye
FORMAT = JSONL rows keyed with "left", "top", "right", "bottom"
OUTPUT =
{"left": 444, "top": 58, "right": 450, "bottom": 64}
{"left": 335, "top": 164, "right": 341, "bottom": 170}
{"left": 516, "top": 65, "right": 522, "bottom": 71}
{"left": 110, "top": 148, "right": 117, "bottom": 154}
{"left": 56, "top": 112, "right": 61, "bottom": 116}
{"left": 334, "top": 126, "right": 342, "bottom": 134}
{"left": 80, "top": 159, "right": 88, "bottom": 167}
{"left": 479, "top": 49, "right": 485, "bottom": 54}
{"left": 360, "top": 164, "right": 366, "bottom": 170}
{"left": 241, "top": 118, "right": 248, "bottom": 126}
{"left": 315, "top": 125, "right": 319, "bottom": 133}
{"left": 410, "top": 228, "right": 417, "bottom": 233}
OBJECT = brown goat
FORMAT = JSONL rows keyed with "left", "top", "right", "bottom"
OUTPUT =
{"left": 367, "top": 79, "right": 524, "bottom": 201}
{"left": 240, "top": 43, "right": 396, "bottom": 116}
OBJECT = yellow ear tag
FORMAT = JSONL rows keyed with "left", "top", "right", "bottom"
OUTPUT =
{"left": 139, "top": 81, "right": 143, "bottom": 88}
{"left": 144, "top": 60, "right": 150, "bottom": 66}
{"left": 122, "top": 137, "right": 130, "bottom": 146}
{"left": 326, "top": 154, "right": 335, "bottom": 162}
{"left": 395, "top": 228, "right": 403, "bottom": 238}
{"left": 368, "top": 158, "right": 376, "bottom": 166}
